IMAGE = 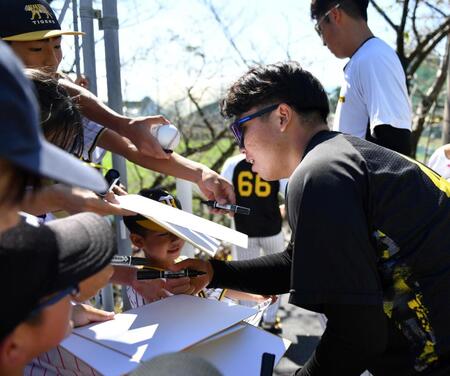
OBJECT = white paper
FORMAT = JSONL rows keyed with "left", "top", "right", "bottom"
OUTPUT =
{"left": 185, "top": 323, "right": 291, "bottom": 376}
{"left": 62, "top": 295, "right": 256, "bottom": 375}
{"left": 117, "top": 194, "right": 248, "bottom": 248}
{"left": 61, "top": 334, "right": 137, "bottom": 376}
{"left": 159, "top": 221, "right": 220, "bottom": 257}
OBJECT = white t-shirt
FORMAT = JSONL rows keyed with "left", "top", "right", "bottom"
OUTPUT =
{"left": 333, "top": 37, "right": 412, "bottom": 139}
{"left": 427, "top": 145, "right": 450, "bottom": 181}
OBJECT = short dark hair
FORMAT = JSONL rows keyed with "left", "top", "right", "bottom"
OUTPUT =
{"left": 220, "top": 61, "right": 330, "bottom": 123}
{"left": 25, "top": 69, "right": 84, "bottom": 158}
{"left": 0, "top": 159, "right": 40, "bottom": 208}
{"left": 310, "top": 0, "right": 369, "bottom": 22}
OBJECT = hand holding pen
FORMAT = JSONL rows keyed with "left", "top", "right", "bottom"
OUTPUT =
{"left": 200, "top": 200, "right": 250, "bottom": 215}
{"left": 136, "top": 269, "right": 206, "bottom": 280}
{"left": 111, "top": 256, "right": 206, "bottom": 280}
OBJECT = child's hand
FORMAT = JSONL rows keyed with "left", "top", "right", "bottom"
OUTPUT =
{"left": 131, "top": 277, "right": 194, "bottom": 303}
{"left": 169, "top": 258, "right": 213, "bottom": 295}
{"left": 71, "top": 303, "right": 115, "bottom": 328}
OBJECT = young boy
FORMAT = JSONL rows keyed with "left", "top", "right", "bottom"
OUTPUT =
{"left": 0, "top": 213, "right": 116, "bottom": 376}
{"left": 123, "top": 188, "right": 271, "bottom": 309}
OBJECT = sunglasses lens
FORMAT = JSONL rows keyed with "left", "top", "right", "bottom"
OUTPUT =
{"left": 229, "top": 122, "right": 244, "bottom": 148}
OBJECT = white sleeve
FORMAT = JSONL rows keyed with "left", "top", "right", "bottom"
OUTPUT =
{"left": 82, "top": 118, "right": 106, "bottom": 161}
{"left": 220, "top": 157, "right": 236, "bottom": 183}
{"left": 427, "top": 148, "right": 441, "bottom": 169}
{"left": 358, "top": 52, "right": 411, "bottom": 134}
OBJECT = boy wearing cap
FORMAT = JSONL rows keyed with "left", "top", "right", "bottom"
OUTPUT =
{"left": 1, "top": 0, "right": 235, "bottom": 217}
{"left": 0, "top": 41, "right": 116, "bottom": 375}
{"left": 123, "top": 188, "right": 271, "bottom": 308}
{"left": 0, "top": 213, "right": 115, "bottom": 376}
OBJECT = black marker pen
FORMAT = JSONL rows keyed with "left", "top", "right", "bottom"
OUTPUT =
{"left": 201, "top": 200, "right": 251, "bottom": 215}
{"left": 110, "top": 255, "right": 150, "bottom": 267}
{"left": 137, "top": 269, "right": 206, "bottom": 280}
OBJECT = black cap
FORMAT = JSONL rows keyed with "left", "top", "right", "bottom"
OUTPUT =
{"left": 0, "top": 0, "right": 84, "bottom": 41}
{"left": 0, "top": 41, "right": 107, "bottom": 193}
{"left": 0, "top": 212, "right": 116, "bottom": 340}
{"left": 123, "top": 188, "right": 182, "bottom": 233}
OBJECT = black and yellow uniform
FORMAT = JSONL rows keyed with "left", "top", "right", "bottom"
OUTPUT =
{"left": 221, "top": 154, "right": 284, "bottom": 237}
{"left": 210, "top": 131, "right": 450, "bottom": 375}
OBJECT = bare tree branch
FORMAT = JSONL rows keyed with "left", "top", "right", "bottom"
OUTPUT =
{"left": 370, "top": 0, "right": 397, "bottom": 31}
{"left": 411, "top": 34, "right": 450, "bottom": 155}
{"left": 202, "top": 0, "right": 250, "bottom": 67}
{"left": 412, "top": 1, "right": 420, "bottom": 44}
{"left": 187, "top": 88, "right": 216, "bottom": 136}
{"left": 408, "top": 24, "right": 450, "bottom": 77}
{"left": 396, "top": 0, "right": 410, "bottom": 58}
{"left": 408, "top": 18, "right": 450, "bottom": 67}
{"left": 424, "top": 1, "right": 448, "bottom": 17}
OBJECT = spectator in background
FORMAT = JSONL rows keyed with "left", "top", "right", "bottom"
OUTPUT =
{"left": 221, "top": 153, "right": 287, "bottom": 334}
{"left": 310, "top": 0, "right": 412, "bottom": 154}
{"left": 427, "top": 144, "right": 450, "bottom": 181}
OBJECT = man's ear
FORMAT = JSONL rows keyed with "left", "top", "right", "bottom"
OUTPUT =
{"left": 330, "top": 5, "right": 343, "bottom": 25}
{"left": 278, "top": 103, "right": 292, "bottom": 132}
{"left": 130, "top": 233, "right": 145, "bottom": 249}
{"left": 0, "top": 328, "right": 29, "bottom": 369}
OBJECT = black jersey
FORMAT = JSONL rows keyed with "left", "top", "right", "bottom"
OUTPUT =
{"left": 211, "top": 131, "right": 450, "bottom": 374}
{"left": 221, "top": 155, "right": 284, "bottom": 237}
{"left": 287, "top": 131, "right": 450, "bottom": 373}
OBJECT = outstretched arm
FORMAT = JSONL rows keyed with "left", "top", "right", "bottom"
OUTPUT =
{"left": 59, "top": 78, "right": 169, "bottom": 159}
{"left": 98, "top": 129, "right": 236, "bottom": 203}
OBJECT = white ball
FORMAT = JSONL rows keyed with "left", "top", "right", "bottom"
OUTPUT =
{"left": 150, "top": 123, "right": 181, "bottom": 151}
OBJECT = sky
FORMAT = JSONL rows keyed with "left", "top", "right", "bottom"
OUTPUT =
{"left": 52, "top": 0, "right": 397, "bottom": 112}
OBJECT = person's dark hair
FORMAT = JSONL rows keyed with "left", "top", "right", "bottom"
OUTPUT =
{"left": 25, "top": 69, "right": 84, "bottom": 158}
{"left": 0, "top": 159, "right": 41, "bottom": 207}
{"left": 310, "top": 0, "right": 369, "bottom": 22}
{"left": 220, "top": 61, "right": 330, "bottom": 124}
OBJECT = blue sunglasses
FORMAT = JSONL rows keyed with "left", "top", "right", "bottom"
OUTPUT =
{"left": 29, "top": 284, "right": 79, "bottom": 318}
{"left": 229, "top": 104, "right": 280, "bottom": 148}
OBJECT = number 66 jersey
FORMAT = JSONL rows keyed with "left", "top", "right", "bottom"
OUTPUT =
{"left": 221, "top": 154, "right": 287, "bottom": 237}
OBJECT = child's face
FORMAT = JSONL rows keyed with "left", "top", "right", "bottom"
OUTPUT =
{"left": 25, "top": 295, "right": 73, "bottom": 356}
{"left": 133, "top": 230, "right": 185, "bottom": 265}
{"left": 0, "top": 295, "right": 72, "bottom": 371}
{"left": 10, "top": 37, "right": 62, "bottom": 72}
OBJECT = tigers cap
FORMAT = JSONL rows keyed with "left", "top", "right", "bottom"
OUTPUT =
{"left": 0, "top": 0, "right": 84, "bottom": 42}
